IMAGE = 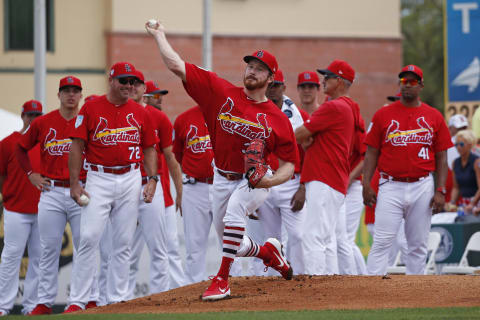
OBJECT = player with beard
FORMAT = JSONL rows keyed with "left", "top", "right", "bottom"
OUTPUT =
{"left": 146, "top": 21, "right": 298, "bottom": 300}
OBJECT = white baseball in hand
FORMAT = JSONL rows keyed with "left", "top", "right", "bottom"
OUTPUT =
{"left": 78, "top": 194, "right": 90, "bottom": 206}
{"left": 147, "top": 19, "right": 158, "bottom": 28}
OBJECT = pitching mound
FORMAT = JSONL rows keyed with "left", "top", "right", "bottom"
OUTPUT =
{"left": 85, "top": 275, "right": 480, "bottom": 314}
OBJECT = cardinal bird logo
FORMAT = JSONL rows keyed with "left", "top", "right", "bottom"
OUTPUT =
{"left": 385, "top": 117, "right": 433, "bottom": 146}
{"left": 217, "top": 97, "right": 272, "bottom": 140}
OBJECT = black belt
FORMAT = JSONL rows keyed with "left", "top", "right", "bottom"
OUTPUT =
{"left": 217, "top": 170, "right": 243, "bottom": 181}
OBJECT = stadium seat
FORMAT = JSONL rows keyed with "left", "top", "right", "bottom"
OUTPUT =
{"left": 442, "top": 231, "right": 480, "bottom": 275}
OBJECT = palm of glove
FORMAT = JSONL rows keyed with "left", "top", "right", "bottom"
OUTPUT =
{"left": 244, "top": 138, "right": 268, "bottom": 189}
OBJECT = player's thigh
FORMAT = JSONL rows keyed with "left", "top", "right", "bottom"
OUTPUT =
{"left": 374, "top": 181, "right": 406, "bottom": 239}
{"left": 138, "top": 184, "right": 167, "bottom": 250}
{"left": 225, "top": 179, "right": 270, "bottom": 226}
{"left": 183, "top": 183, "right": 212, "bottom": 245}
{"left": 404, "top": 177, "right": 434, "bottom": 245}
{"left": 2, "top": 209, "right": 33, "bottom": 257}
{"left": 345, "top": 181, "right": 363, "bottom": 240}
{"left": 37, "top": 191, "right": 68, "bottom": 242}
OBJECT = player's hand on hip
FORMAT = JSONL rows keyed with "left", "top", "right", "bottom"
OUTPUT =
{"left": 291, "top": 184, "right": 306, "bottom": 212}
{"left": 28, "top": 173, "right": 51, "bottom": 191}
{"left": 430, "top": 191, "right": 445, "bottom": 214}
{"left": 175, "top": 192, "right": 182, "bottom": 216}
{"left": 362, "top": 185, "right": 377, "bottom": 207}
{"left": 70, "top": 183, "right": 89, "bottom": 205}
{"left": 143, "top": 180, "right": 156, "bottom": 203}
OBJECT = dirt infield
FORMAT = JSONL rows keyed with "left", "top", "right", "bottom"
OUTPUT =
{"left": 85, "top": 275, "right": 480, "bottom": 314}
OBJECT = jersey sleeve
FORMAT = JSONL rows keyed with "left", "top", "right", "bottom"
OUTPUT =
{"left": 70, "top": 103, "right": 89, "bottom": 141}
{"left": 0, "top": 139, "right": 7, "bottom": 176}
{"left": 172, "top": 116, "right": 184, "bottom": 164}
{"left": 364, "top": 111, "right": 383, "bottom": 149}
{"left": 433, "top": 112, "right": 454, "bottom": 153}
{"left": 158, "top": 112, "right": 173, "bottom": 149}
{"left": 303, "top": 102, "right": 337, "bottom": 134}
{"left": 141, "top": 111, "right": 159, "bottom": 149}
{"left": 19, "top": 118, "right": 41, "bottom": 150}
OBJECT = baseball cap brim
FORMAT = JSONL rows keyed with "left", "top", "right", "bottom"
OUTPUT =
{"left": 59, "top": 84, "right": 82, "bottom": 91}
{"left": 298, "top": 81, "right": 320, "bottom": 86}
{"left": 398, "top": 71, "right": 422, "bottom": 81}
{"left": 23, "top": 111, "right": 43, "bottom": 115}
{"left": 243, "top": 56, "right": 274, "bottom": 73}
{"left": 146, "top": 90, "right": 168, "bottom": 95}
{"left": 317, "top": 69, "right": 337, "bottom": 77}
{"left": 387, "top": 96, "right": 401, "bottom": 102}
{"left": 114, "top": 74, "right": 137, "bottom": 79}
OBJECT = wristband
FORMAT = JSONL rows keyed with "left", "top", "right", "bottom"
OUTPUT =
{"left": 436, "top": 187, "right": 446, "bottom": 195}
{"left": 148, "top": 175, "right": 159, "bottom": 182}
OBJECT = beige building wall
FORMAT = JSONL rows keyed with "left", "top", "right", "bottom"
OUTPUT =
{"left": 112, "top": 0, "right": 400, "bottom": 38}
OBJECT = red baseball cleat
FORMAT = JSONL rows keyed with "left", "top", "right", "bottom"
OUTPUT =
{"left": 63, "top": 304, "right": 83, "bottom": 313}
{"left": 202, "top": 276, "right": 230, "bottom": 301}
{"left": 263, "top": 238, "right": 293, "bottom": 280}
{"left": 85, "top": 301, "right": 98, "bottom": 309}
{"left": 29, "top": 304, "right": 52, "bottom": 315}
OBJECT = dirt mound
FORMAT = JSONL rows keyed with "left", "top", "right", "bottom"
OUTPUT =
{"left": 84, "top": 275, "right": 480, "bottom": 314}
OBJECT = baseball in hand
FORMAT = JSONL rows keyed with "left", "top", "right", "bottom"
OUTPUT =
{"left": 78, "top": 194, "right": 90, "bottom": 206}
{"left": 147, "top": 19, "right": 158, "bottom": 28}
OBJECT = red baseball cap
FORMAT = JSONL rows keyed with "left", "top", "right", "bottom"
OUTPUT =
{"left": 273, "top": 69, "right": 284, "bottom": 84}
{"left": 243, "top": 50, "right": 278, "bottom": 74}
{"left": 109, "top": 62, "right": 137, "bottom": 78}
{"left": 317, "top": 60, "right": 355, "bottom": 83}
{"left": 134, "top": 70, "right": 145, "bottom": 83}
{"left": 59, "top": 76, "right": 82, "bottom": 91}
{"left": 22, "top": 100, "right": 43, "bottom": 115}
{"left": 85, "top": 94, "right": 100, "bottom": 102}
{"left": 399, "top": 64, "right": 423, "bottom": 81}
{"left": 297, "top": 71, "right": 320, "bottom": 86}
{"left": 144, "top": 81, "right": 168, "bottom": 95}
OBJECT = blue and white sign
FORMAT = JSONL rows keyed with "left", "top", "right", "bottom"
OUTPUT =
{"left": 447, "top": 0, "right": 480, "bottom": 101}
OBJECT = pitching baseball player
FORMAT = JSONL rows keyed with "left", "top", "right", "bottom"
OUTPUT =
{"left": 147, "top": 21, "right": 298, "bottom": 301}
{"left": 173, "top": 105, "right": 215, "bottom": 284}
{"left": 66, "top": 62, "right": 158, "bottom": 312}
{"left": 16, "top": 78, "right": 98, "bottom": 315}
{"left": 0, "top": 101, "right": 42, "bottom": 316}
{"left": 144, "top": 80, "right": 187, "bottom": 289}
{"left": 363, "top": 65, "right": 452, "bottom": 275}
{"left": 260, "top": 69, "right": 306, "bottom": 274}
{"left": 295, "top": 60, "right": 361, "bottom": 275}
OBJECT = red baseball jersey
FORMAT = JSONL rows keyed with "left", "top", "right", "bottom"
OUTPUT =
{"left": 350, "top": 115, "right": 367, "bottom": 181}
{"left": 173, "top": 105, "right": 214, "bottom": 179}
{"left": 299, "top": 108, "right": 310, "bottom": 122}
{"left": 0, "top": 132, "right": 41, "bottom": 213}
{"left": 70, "top": 95, "right": 158, "bottom": 167}
{"left": 183, "top": 63, "right": 298, "bottom": 173}
{"left": 139, "top": 105, "right": 172, "bottom": 177}
{"left": 19, "top": 109, "right": 86, "bottom": 180}
{"left": 301, "top": 96, "right": 361, "bottom": 195}
{"left": 160, "top": 153, "right": 174, "bottom": 207}
{"left": 365, "top": 101, "right": 453, "bottom": 178}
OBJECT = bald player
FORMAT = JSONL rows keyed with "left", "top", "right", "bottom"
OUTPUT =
{"left": 0, "top": 100, "right": 42, "bottom": 316}
{"left": 146, "top": 21, "right": 298, "bottom": 300}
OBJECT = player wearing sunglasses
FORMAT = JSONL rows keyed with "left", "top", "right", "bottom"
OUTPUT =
{"left": 363, "top": 64, "right": 452, "bottom": 276}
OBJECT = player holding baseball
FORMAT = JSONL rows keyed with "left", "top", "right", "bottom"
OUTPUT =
{"left": 146, "top": 21, "right": 298, "bottom": 301}
{"left": 16, "top": 78, "right": 97, "bottom": 315}
{"left": 295, "top": 60, "right": 361, "bottom": 275}
{"left": 0, "top": 101, "right": 42, "bottom": 316}
{"left": 363, "top": 65, "right": 451, "bottom": 275}
{"left": 66, "top": 62, "right": 158, "bottom": 311}
{"left": 261, "top": 69, "right": 306, "bottom": 274}
{"left": 173, "top": 105, "right": 215, "bottom": 284}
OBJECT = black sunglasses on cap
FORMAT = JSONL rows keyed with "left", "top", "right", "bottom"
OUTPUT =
{"left": 117, "top": 78, "right": 137, "bottom": 85}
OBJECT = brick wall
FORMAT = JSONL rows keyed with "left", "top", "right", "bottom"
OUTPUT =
{"left": 107, "top": 32, "right": 402, "bottom": 125}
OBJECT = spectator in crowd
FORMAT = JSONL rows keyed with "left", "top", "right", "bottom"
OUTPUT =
{"left": 448, "top": 130, "right": 480, "bottom": 215}
{"left": 447, "top": 114, "right": 469, "bottom": 170}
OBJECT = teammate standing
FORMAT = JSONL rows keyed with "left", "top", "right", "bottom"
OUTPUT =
{"left": 17, "top": 78, "right": 95, "bottom": 315}
{"left": 297, "top": 71, "right": 321, "bottom": 118}
{"left": 0, "top": 101, "right": 42, "bottom": 316}
{"left": 146, "top": 21, "right": 298, "bottom": 301}
{"left": 144, "top": 80, "right": 186, "bottom": 289}
{"left": 363, "top": 65, "right": 451, "bottom": 275}
{"left": 66, "top": 62, "right": 158, "bottom": 311}
{"left": 173, "top": 105, "right": 214, "bottom": 284}
{"left": 261, "top": 69, "right": 306, "bottom": 274}
{"left": 295, "top": 60, "right": 360, "bottom": 275}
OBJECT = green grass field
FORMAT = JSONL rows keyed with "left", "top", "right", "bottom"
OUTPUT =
{"left": 4, "top": 307, "right": 480, "bottom": 320}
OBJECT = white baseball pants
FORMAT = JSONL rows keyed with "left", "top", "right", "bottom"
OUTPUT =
{"left": 37, "top": 186, "right": 82, "bottom": 306}
{"left": 345, "top": 181, "right": 367, "bottom": 275}
{"left": 127, "top": 181, "right": 169, "bottom": 297}
{"left": 367, "top": 175, "right": 434, "bottom": 275}
{"left": 164, "top": 205, "right": 187, "bottom": 289}
{"left": 367, "top": 220, "right": 408, "bottom": 267}
{"left": 97, "top": 221, "right": 111, "bottom": 306}
{"left": 182, "top": 182, "right": 213, "bottom": 284}
{"left": 0, "top": 210, "right": 40, "bottom": 315}
{"left": 69, "top": 169, "right": 141, "bottom": 307}
{"left": 258, "top": 174, "right": 306, "bottom": 275}
{"left": 303, "top": 181, "right": 346, "bottom": 275}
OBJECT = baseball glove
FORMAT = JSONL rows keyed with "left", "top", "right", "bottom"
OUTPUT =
{"left": 244, "top": 138, "right": 268, "bottom": 189}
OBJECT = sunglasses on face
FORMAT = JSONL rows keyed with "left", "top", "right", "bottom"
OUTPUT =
{"left": 399, "top": 78, "right": 420, "bottom": 86}
{"left": 455, "top": 142, "right": 466, "bottom": 147}
{"left": 117, "top": 78, "right": 136, "bottom": 85}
